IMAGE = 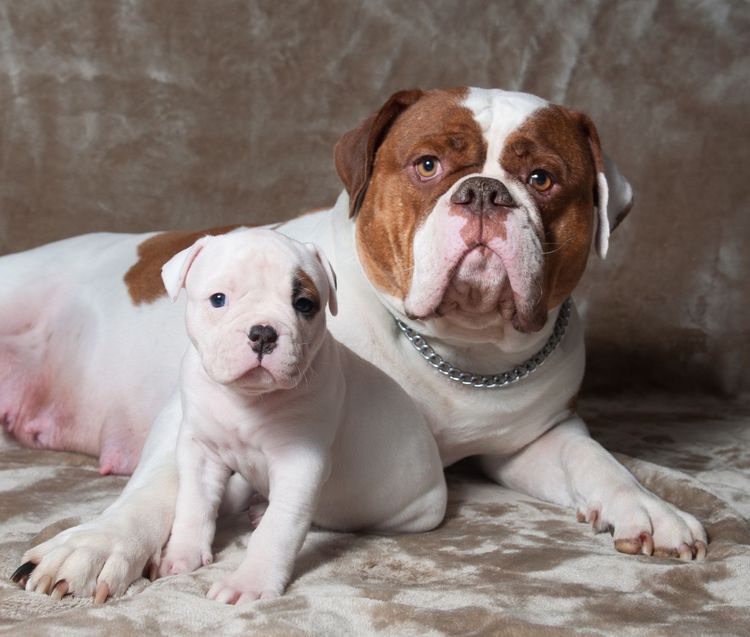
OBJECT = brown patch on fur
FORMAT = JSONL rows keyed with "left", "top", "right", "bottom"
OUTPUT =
{"left": 335, "top": 89, "right": 425, "bottom": 218}
{"left": 124, "top": 225, "right": 243, "bottom": 304}
{"left": 500, "top": 106, "right": 599, "bottom": 311}
{"left": 292, "top": 268, "right": 321, "bottom": 317}
{"left": 336, "top": 88, "right": 486, "bottom": 298}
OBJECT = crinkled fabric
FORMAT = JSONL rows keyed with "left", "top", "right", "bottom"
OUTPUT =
{"left": 1, "top": 397, "right": 749, "bottom": 636}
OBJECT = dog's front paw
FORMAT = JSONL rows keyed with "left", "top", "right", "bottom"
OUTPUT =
{"left": 577, "top": 486, "right": 707, "bottom": 560}
{"left": 206, "top": 567, "right": 282, "bottom": 605}
{"left": 159, "top": 541, "right": 213, "bottom": 577}
{"left": 10, "top": 519, "right": 157, "bottom": 602}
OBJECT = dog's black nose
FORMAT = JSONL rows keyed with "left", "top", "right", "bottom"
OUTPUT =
{"left": 248, "top": 324, "right": 278, "bottom": 356}
{"left": 450, "top": 177, "right": 515, "bottom": 214}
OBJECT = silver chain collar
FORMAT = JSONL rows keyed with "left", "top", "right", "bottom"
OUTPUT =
{"left": 394, "top": 298, "right": 572, "bottom": 389}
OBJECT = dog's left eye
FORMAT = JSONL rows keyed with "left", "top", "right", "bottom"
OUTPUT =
{"left": 209, "top": 293, "right": 226, "bottom": 308}
{"left": 293, "top": 297, "right": 315, "bottom": 314}
{"left": 528, "top": 169, "right": 554, "bottom": 192}
{"left": 414, "top": 156, "right": 442, "bottom": 180}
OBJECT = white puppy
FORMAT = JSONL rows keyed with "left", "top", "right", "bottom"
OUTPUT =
{"left": 156, "top": 228, "right": 446, "bottom": 604}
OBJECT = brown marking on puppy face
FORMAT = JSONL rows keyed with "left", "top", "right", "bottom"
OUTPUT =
{"left": 124, "top": 225, "right": 243, "bottom": 304}
{"left": 336, "top": 88, "right": 487, "bottom": 299}
{"left": 291, "top": 268, "right": 321, "bottom": 319}
{"left": 500, "top": 105, "right": 599, "bottom": 311}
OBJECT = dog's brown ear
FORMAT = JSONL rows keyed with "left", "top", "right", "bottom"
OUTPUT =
{"left": 571, "top": 111, "right": 634, "bottom": 259}
{"left": 334, "top": 89, "right": 424, "bottom": 218}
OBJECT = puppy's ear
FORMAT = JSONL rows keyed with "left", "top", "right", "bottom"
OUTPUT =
{"left": 304, "top": 243, "right": 338, "bottom": 316}
{"left": 161, "top": 237, "right": 210, "bottom": 302}
{"left": 571, "top": 111, "right": 634, "bottom": 259}
{"left": 334, "top": 89, "right": 424, "bottom": 218}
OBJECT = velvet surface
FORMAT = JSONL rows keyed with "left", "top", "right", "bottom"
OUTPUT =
{"left": 1, "top": 397, "right": 749, "bottom": 636}
{"left": 0, "top": 0, "right": 747, "bottom": 398}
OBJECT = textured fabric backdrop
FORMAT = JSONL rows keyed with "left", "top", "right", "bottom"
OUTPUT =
{"left": 1, "top": 2, "right": 749, "bottom": 635}
{"left": 0, "top": 0, "right": 747, "bottom": 399}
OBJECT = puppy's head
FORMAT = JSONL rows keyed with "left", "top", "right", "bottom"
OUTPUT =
{"left": 161, "top": 229, "right": 337, "bottom": 393}
{"left": 335, "top": 87, "right": 633, "bottom": 339}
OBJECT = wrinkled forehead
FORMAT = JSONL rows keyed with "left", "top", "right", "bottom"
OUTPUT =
{"left": 463, "top": 87, "right": 549, "bottom": 140}
{"left": 385, "top": 87, "right": 551, "bottom": 162}
{"left": 188, "top": 231, "right": 309, "bottom": 293}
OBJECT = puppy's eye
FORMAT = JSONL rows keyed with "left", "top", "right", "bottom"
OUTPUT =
{"left": 293, "top": 297, "right": 315, "bottom": 314}
{"left": 209, "top": 293, "right": 226, "bottom": 308}
{"left": 528, "top": 169, "right": 554, "bottom": 192}
{"left": 414, "top": 156, "right": 441, "bottom": 180}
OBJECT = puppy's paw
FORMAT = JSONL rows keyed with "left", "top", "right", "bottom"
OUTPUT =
{"left": 206, "top": 568, "right": 282, "bottom": 605}
{"left": 577, "top": 486, "right": 707, "bottom": 560}
{"left": 159, "top": 542, "right": 212, "bottom": 577}
{"left": 11, "top": 519, "right": 156, "bottom": 602}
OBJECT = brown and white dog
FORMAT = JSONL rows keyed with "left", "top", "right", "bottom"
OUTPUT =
{"left": 6, "top": 87, "right": 706, "bottom": 603}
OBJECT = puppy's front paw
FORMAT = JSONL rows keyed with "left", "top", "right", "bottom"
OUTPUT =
{"left": 159, "top": 541, "right": 213, "bottom": 577}
{"left": 577, "top": 486, "right": 707, "bottom": 560}
{"left": 206, "top": 568, "right": 282, "bottom": 605}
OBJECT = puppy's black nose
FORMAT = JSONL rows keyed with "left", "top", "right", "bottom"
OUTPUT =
{"left": 451, "top": 177, "right": 515, "bottom": 215}
{"left": 248, "top": 324, "right": 278, "bottom": 356}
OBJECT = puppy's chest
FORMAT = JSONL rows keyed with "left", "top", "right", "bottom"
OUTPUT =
{"left": 194, "top": 419, "right": 270, "bottom": 493}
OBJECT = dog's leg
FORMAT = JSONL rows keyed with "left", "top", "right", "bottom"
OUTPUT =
{"left": 206, "top": 452, "right": 326, "bottom": 604}
{"left": 11, "top": 397, "right": 182, "bottom": 601}
{"left": 159, "top": 437, "right": 230, "bottom": 576}
{"left": 479, "top": 416, "right": 707, "bottom": 560}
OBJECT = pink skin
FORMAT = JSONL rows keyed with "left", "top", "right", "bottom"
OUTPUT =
{"left": 97, "top": 428, "right": 143, "bottom": 475}
{"left": 0, "top": 341, "right": 64, "bottom": 449}
{"left": 404, "top": 192, "right": 544, "bottom": 332}
{"left": 1, "top": 339, "right": 140, "bottom": 476}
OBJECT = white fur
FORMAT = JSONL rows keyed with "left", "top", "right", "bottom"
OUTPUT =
{"left": 598, "top": 154, "right": 634, "bottom": 258}
{"left": 463, "top": 88, "right": 548, "bottom": 177}
{"left": 10, "top": 90, "right": 703, "bottom": 603}
{"left": 157, "top": 230, "right": 446, "bottom": 603}
{"left": 403, "top": 171, "right": 544, "bottom": 326}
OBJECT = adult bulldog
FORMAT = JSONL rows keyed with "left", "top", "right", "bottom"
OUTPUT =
{"left": 6, "top": 88, "right": 706, "bottom": 602}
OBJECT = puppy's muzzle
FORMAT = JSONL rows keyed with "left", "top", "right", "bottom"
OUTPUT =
{"left": 249, "top": 324, "right": 278, "bottom": 358}
{"left": 451, "top": 177, "right": 516, "bottom": 215}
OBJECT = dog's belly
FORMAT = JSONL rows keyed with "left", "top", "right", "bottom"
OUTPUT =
{"left": 0, "top": 232, "right": 188, "bottom": 473}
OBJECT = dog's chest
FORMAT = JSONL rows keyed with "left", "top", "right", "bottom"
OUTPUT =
{"left": 194, "top": 416, "right": 272, "bottom": 496}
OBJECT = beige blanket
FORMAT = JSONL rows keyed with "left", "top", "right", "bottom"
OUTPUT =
{"left": 1, "top": 396, "right": 748, "bottom": 636}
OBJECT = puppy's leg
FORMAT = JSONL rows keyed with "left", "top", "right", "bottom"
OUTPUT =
{"left": 13, "top": 397, "right": 183, "bottom": 601}
{"left": 479, "top": 416, "right": 707, "bottom": 560}
{"left": 160, "top": 438, "right": 230, "bottom": 576}
{"left": 207, "top": 451, "right": 326, "bottom": 604}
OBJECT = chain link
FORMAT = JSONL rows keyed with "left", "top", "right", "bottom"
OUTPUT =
{"left": 394, "top": 298, "right": 572, "bottom": 389}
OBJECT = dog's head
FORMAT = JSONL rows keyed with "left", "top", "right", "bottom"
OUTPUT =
{"left": 161, "top": 229, "right": 337, "bottom": 392}
{"left": 335, "top": 88, "right": 632, "bottom": 339}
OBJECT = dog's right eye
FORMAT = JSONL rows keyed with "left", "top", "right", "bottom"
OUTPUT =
{"left": 209, "top": 293, "right": 226, "bottom": 308}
